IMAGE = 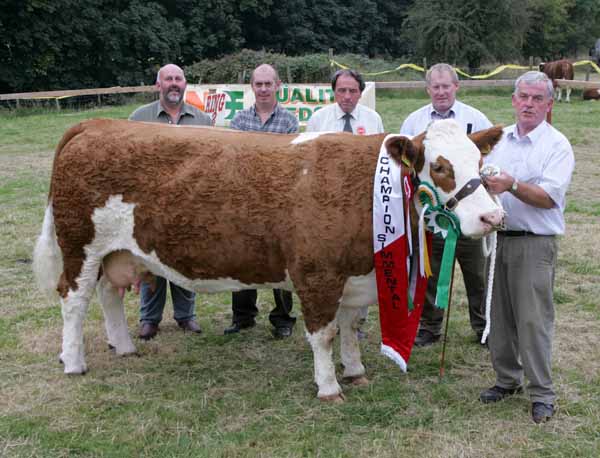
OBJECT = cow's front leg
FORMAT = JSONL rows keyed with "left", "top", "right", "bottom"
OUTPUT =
{"left": 556, "top": 87, "right": 562, "bottom": 102}
{"left": 60, "top": 290, "right": 90, "bottom": 374}
{"left": 96, "top": 276, "right": 136, "bottom": 356}
{"left": 337, "top": 305, "right": 368, "bottom": 386}
{"left": 306, "top": 320, "right": 343, "bottom": 402}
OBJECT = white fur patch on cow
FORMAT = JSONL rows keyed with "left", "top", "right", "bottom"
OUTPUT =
{"left": 340, "top": 270, "right": 377, "bottom": 307}
{"left": 291, "top": 131, "right": 330, "bottom": 144}
{"left": 422, "top": 120, "right": 502, "bottom": 237}
{"left": 88, "top": 195, "right": 294, "bottom": 293}
{"left": 305, "top": 320, "right": 342, "bottom": 398}
{"left": 33, "top": 204, "right": 62, "bottom": 296}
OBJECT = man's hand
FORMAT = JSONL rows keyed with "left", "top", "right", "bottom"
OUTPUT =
{"left": 483, "top": 171, "right": 513, "bottom": 194}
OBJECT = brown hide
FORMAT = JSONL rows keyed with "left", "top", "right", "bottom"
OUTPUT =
{"left": 539, "top": 60, "right": 574, "bottom": 86}
{"left": 50, "top": 119, "right": 386, "bottom": 332}
{"left": 583, "top": 88, "right": 600, "bottom": 100}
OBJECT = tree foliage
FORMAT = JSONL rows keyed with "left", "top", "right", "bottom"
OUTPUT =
{"left": 1, "top": 0, "right": 598, "bottom": 93}
{"left": 403, "top": 0, "right": 529, "bottom": 69}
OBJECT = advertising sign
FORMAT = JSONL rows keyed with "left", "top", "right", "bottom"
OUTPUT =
{"left": 185, "top": 82, "right": 376, "bottom": 127}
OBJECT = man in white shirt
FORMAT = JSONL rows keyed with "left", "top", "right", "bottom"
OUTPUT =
{"left": 400, "top": 63, "right": 492, "bottom": 347}
{"left": 306, "top": 69, "right": 384, "bottom": 338}
{"left": 306, "top": 69, "right": 384, "bottom": 135}
{"left": 480, "top": 71, "right": 574, "bottom": 424}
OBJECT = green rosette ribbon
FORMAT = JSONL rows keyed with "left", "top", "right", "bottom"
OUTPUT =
{"left": 418, "top": 182, "right": 462, "bottom": 309}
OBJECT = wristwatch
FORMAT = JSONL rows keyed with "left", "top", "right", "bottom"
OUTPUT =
{"left": 510, "top": 178, "right": 519, "bottom": 194}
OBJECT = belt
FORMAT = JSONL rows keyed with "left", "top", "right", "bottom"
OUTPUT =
{"left": 498, "top": 230, "right": 537, "bottom": 237}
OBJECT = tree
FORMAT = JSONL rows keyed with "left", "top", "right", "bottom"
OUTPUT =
{"left": 563, "top": 0, "right": 600, "bottom": 56}
{"left": 402, "top": 0, "right": 528, "bottom": 69}
{"left": 523, "top": 0, "right": 573, "bottom": 60}
{"left": 0, "top": 0, "right": 185, "bottom": 92}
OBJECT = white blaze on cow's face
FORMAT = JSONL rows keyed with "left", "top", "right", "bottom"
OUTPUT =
{"left": 421, "top": 120, "right": 502, "bottom": 238}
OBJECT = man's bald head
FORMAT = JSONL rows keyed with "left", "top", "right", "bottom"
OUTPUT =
{"left": 250, "top": 64, "right": 279, "bottom": 84}
{"left": 156, "top": 64, "right": 185, "bottom": 84}
{"left": 156, "top": 64, "right": 187, "bottom": 109}
{"left": 250, "top": 64, "right": 281, "bottom": 112}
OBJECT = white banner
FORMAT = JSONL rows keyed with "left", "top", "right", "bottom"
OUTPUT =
{"left": 185, "top": 82, "right": 376, "bottom": 127}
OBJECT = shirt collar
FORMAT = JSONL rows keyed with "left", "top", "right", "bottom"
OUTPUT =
{"left": 335, "top": 103, "right": 359, "bottom": 119}
{"left": 156, "top": 102, "right": 195, "bottom": 120}
{"left": 507, "top": 121, "right": 549, "bottom": 144}
{"left": 430, "top": 102, "right": 456, "bottom": 120}
{"left": 252, "top": 103, "right": 280, "bottom": 121}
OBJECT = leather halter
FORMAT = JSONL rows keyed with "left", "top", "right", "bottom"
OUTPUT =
{"left": 443, "top": 177, "right": 482, "bottom": 211}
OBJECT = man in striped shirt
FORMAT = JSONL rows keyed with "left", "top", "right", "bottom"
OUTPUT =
{"left": 224, "top": 64, "right": 298, "bottom": 339}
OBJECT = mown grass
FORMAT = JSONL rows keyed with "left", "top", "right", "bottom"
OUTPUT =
{"left": 1, "top": 89, "right": 599, "bottom": 457}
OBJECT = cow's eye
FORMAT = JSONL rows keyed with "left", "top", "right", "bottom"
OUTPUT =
{"left": 430, "top": 163, "right": 444, "bottom": 173}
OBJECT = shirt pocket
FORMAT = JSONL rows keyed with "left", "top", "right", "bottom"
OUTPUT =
{"left": 519, "top": 156, "right": 544, "bottom": 185}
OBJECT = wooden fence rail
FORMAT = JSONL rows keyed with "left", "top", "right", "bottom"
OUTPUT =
{"left": 554, "top": 79, "right": 600, "bottom": 89}
{"left": 1, "top": 79, "right": 597, "bottom": 103}
{"left": 0, "top": 85, "right": 157, "bottom": 101}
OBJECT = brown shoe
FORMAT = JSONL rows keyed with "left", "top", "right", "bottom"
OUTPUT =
{"left": 139, "top": 322, "right": 159, "bottom": 340}
{"left": 177, "top": 319, "right": 202, "bottom": 334}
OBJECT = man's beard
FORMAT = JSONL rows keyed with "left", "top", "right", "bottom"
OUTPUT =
{"left": 164, "top": 87, "right": 183, "bottom": 105}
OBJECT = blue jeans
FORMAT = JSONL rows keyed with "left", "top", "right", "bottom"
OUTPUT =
{"left": 140, "top": 276, "right": 196, "bottom": 325}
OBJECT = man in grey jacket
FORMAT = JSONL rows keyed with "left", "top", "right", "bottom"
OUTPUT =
{"left": 129, "top": 63, "right": 212, "bottom": 340}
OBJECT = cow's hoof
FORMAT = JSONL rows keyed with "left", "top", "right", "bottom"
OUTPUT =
{"left": 64, "top": 367, "right": 87, "bottom": 375}
{"left": 342, "top": 375, "right": 369, "bottom": 386}
{"left": 115, "top": 345, "right": 137, "bottom": 357}
{"left": 60, "top": 356, "right": 87, "bottom": 374}
{"left": 318, "top": 392, "right": 345, "bottom": 403}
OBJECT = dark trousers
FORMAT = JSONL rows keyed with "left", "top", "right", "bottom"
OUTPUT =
{"left": 231, "top": 289, "right": 295, "bottom": 329}
{"left": 420, "top": 236, "right": 487, "bottom": 336}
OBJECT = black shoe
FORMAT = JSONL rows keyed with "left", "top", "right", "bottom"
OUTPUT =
{"left": 177, "top": 319, "right": 202, "bottom": 334}
{"left": 532, "top": 402, "right": 555, "bottom": 423}
{"left": 223, "top": 321, "right": 255, "bottom": 335}
{"left": 272, "top": 326, "right": 293, "bottom": 339}
{"left": 139, "top": 322, "right": 159, "bottom": 340}
{"left": 414, "top": 329, "right": 440, "bottom": 347}
{"left": 479, "top": 385, "right": 523, "bottom": 403}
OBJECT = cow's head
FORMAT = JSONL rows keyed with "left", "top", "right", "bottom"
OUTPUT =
{"left": 385, "top": 119, "right": 504, "bottom": 238}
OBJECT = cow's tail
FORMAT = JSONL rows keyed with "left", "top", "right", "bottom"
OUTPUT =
{"left": 33, "top": 202, "right": 63, "bottom": 296}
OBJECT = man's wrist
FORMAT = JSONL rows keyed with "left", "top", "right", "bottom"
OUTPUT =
{"left": 509, "top": 178, "right": 519, "bottom": 194}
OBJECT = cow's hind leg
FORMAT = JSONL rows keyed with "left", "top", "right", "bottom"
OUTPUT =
{"left": 60, "top": 290, "right": 89, "bottom": 374}
{"left": 337, "top": 305, "right": 368, "bottom": 386}
{"left": 565, "top": 86, "right": 571, "bottom": 103}
{"left": 59, "top": 257, "right": 101, "bottom": 374}
{"left": 97, "top": 276, "right": 136, "bottom": 356}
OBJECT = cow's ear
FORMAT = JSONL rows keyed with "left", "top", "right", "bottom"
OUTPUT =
{"left": 469, "top": 125, "right": 503, "bottom": 156}
{"left": 385, "top": 132, "right": 425, "bottom": 172}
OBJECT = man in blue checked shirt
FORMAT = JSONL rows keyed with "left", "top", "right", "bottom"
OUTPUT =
{"left": 224, "top": 64, "right": 298, "bottom": 339}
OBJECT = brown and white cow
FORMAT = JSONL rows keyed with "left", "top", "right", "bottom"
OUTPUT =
{"left": 583, "top": 87, "right": 600, "bottom": 101}
{"left": 33, "top": 118, "right": 503, "bottom": 401}
{"left": 539, "top": 59, "right": 574, "bottom": 102}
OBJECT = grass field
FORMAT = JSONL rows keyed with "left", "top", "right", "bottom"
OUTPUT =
{"left": 1, "top": 89, "right": 599, "bottom": 457}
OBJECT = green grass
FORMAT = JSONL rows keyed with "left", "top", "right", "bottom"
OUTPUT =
{"left": 1, "top": 92, "right": 599, "bottom": 457}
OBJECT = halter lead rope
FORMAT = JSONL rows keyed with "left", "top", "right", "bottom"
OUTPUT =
{"left": 479, "top": 193, "right": 502, "bottom": 344}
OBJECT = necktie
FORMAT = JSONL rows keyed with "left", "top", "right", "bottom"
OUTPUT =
{"left": 342, "top": 113, "right": 353, "bottom": 133}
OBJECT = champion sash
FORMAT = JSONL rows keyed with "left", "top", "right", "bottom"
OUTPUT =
{"left": 373, "top": 136, "right": 429, "bottom": 371}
